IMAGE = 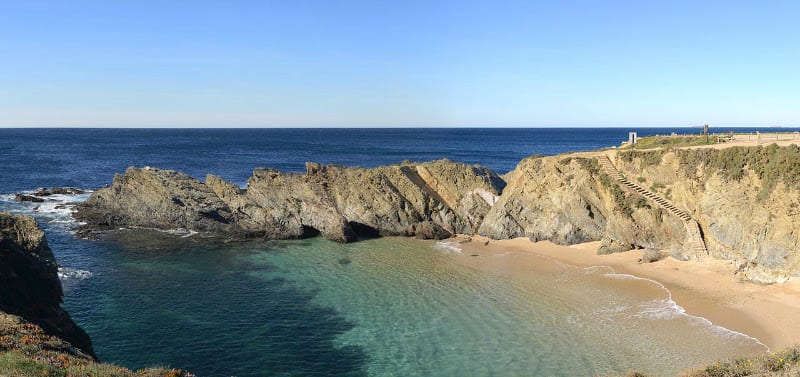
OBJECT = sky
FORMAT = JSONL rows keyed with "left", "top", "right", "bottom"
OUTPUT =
{"left": 1, "top": 0, "right": 799, "bottom": 128}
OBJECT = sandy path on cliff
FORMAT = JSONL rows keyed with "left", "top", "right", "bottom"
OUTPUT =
{"left": 448, "top": 235, "right": 800, "bottom": 351}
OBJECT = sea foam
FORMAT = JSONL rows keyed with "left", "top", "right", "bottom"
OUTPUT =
{"left": 435, "top": 241, "right": 463, "bottom": 254}
{"left": 58, "top": 267, "right": 93, "bottom": 280}
{"left": 603, "top": 272, "right": 770, "bottom": 350}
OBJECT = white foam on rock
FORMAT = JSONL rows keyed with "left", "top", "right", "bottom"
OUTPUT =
{"left": 159, "top": 228, "right": 199, "bottom": 238}
{"left": 58, "top": 267, "right": 93, "bottom": 280}
{"left": 0, "top": 188, "right": 93, "bottom": 232}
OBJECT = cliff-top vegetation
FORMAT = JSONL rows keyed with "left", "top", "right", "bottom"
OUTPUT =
{"left": 627, "top": 134, "right": 720, "bottom": 150}
{"left": 620, "top": 144, "right": 800, "bottom": 201}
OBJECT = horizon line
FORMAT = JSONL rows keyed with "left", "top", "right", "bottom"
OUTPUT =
{"left": 0, "top": 125, "right": 797, "bottom": 129}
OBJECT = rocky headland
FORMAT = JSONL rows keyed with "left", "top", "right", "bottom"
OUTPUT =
{"left": 75, "top": 145, "right": 800, "bottom": 284}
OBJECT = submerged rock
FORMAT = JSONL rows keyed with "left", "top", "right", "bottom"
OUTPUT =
{"left": 33, "top": 187, "right": 86, "bottom": 196}
{"left": 14, "top": 193, "right": 46, "bottom": 202}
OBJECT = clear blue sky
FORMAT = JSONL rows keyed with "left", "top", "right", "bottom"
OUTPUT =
{"left": 1, "top": 0, "right": 798, "bottom": 127}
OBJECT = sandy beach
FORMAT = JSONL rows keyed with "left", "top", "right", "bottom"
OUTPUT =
{"left": 450, "top": 235, "right": 800, "bottom": 352}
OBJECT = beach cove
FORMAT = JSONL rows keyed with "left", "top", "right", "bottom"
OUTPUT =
{"left": 450, "top": 235, "right": 800, "bottom": 352}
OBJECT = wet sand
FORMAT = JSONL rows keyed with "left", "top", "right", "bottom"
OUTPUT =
{"left": 450, "top": 235, "right": 800, "bottom": 352}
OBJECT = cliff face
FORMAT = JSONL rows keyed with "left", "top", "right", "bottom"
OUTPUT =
{"left": 477, "top": 156, "right": 689, "bottom": 257}
{"left": 75, "top": 145, "right": 800, "bottom": 283}
{"left": 615, "top": 146, "right": 800, "bottom": 283}
{"left": 0, "top": 213, "right": 95, "bottom": 358}
{"left": 78, "top": 159, "right": 505, "bottom": 243}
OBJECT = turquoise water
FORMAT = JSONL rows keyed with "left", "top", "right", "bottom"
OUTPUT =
{"left": 252, "top": 237, "right": 765, "bottom": 377}
{"left": 54, "top": 232, "right": 763, "bottom": 377}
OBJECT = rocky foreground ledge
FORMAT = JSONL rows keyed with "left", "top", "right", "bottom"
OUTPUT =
{"left": 0, "top": 213, "right": 94, "bottom": 357}
{"left": 76, "top": 146, "right": 800, "bottom": 283}
{"left": 0, "top": 213, "right": 193, "bottom": 376}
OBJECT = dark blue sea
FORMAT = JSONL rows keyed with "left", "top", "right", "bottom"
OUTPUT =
{"left": 0, "top": 128, "right": 782, "bottom": 376}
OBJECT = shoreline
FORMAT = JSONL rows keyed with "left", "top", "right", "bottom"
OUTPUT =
{"left": 447, "top": 235, "right": 800, "bottom": 352}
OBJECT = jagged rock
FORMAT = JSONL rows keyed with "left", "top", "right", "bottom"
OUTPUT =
{"left": 33, "top": 187, "right": 86, "bottom": 196}
{"left": 14, "top": 194, "right": 45, "bottom": 202}
{"left": 478, "top": 156, "right": 686, "bottom": 252}
{"left": 75, "top": 167, "right": 250, "bottom": 237}
{"left": 78, "top": 159, "right": 505, "bottom": 243}
{"left": 638, "top": 248, "right": 665, "bottom": 263}
{"left": 0, "top": 212, "right": 95, "bottom": 358}
{"left": 598, "top": 237, "right": 635, "bottom": 255}
{"left": 411, "top": 221, "right": 452, "bottom": 240}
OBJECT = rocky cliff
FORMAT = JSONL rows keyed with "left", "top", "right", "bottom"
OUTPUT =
{"left": 75, "top": 145, "right": 800, "bottom": 283}
{"left": 0, "top": 213, "right": 95, "bottom": 357}
{"left": 477, "top": 156, "right": 688, "bottom": 257}
{"left": 613, "top": 145, "right": 800, "bottom": 283}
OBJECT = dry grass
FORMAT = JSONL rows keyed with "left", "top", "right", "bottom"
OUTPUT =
{"left": 629, "top": 135, "right": 718, "bottom": 150}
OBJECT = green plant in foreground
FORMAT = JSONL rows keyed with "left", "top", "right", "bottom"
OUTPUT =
{"left": 616, "top": 345, "right": 800, "bottom": 377}
{"left": 0, "top": 313, "right": 193, "bottom": 377}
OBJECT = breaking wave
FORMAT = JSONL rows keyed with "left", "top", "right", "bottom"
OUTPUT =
{"left": 435, "top": 241, "right": 463, "bottom": 254}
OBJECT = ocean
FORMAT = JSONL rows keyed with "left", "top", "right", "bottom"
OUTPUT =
{"left": 0, "top": 127, "right": 787, "bottom": 376}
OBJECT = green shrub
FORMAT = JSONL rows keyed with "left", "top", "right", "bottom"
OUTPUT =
{"left": 620, "top": 150, "right": 665, "bottom": 169}
{"left": 632, "top": 135, "right": 716, "bottom": 149}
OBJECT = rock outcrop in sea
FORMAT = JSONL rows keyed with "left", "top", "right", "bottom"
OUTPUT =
{"left": 76, "top": 159, "right": 506, "bottom": 243}
{"left": 0, "top": 212, "right": 95, "bottom": 358}
{"left": 75, "top": 145, "right": 800, "bottom": 283}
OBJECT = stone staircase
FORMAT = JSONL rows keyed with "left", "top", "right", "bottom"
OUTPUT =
{"left": 596, "top": 155, "right": 708, "bottom": 259}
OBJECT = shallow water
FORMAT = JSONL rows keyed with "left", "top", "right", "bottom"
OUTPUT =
{"left": 49, "top": 233, "right": 762, "bottom": 377}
